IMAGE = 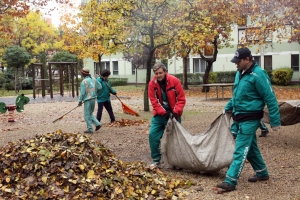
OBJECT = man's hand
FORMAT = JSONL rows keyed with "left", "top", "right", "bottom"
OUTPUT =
{"left": 163, "top": 112, "right": 170, "bottom": 119}
{"left": 78, "top": 102, "right": 83, "bottom": 106}
{"left": 222, "top": 109, "right": 232, "bottom": 115}
{"left": 271, "top": 126, "right": 281, "bottom": 131}
{"left": 172, "top": 113, "right": 179, "bottom": 120}
{"left": 112, "top": 92, "right": 117, "bottom": 95}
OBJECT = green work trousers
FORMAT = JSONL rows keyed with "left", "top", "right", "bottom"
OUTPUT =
{"left": 225, "top": 119, "right": 269, "bottom": 186}
{"left": 149, "top": 115, "right": 181, "bottom": 162}
{"left": 231, "top": 120, "right": 268, "bottom": 138}
{"left": 84, "top": 99, "right": 100, "bottom": 132}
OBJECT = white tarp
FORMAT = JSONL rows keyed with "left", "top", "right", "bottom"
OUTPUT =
{"left": 160, "top": 113, "right": 235, "bottom": 172}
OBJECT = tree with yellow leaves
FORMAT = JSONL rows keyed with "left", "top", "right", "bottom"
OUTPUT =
{"left": 156, "top": 0, "right": 244, "bottom": 91}
{"left": 13, "top": 11, "right": 62, "bottom": 60}
{"left": 62, "top": 0, "right": 187, "bottom": 111}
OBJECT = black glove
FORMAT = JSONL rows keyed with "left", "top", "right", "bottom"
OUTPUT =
{"left": 172, "top": 113, "right": 179, "bottom": 120}
{"left": 112, "top": 92, "right": 117, "bottom": 95}
{"left": 163, "top": 112, "right": 170, "bottom": 119}
{"left": 78, "top": 102, "right": 82, "bottom": 106}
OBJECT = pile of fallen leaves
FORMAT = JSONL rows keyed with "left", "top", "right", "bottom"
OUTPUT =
{"left": 106, "top": 119, "right": 148, "bottom": 127}
{"left": 0, "top": 130, "right": 192, "bottom": 199}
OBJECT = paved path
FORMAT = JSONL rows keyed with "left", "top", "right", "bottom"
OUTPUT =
{"left": 0, "top": 95, "right": 79, "bottom": 105}
{"left": 0, "top": 95, "right": 121, "bottom": 105}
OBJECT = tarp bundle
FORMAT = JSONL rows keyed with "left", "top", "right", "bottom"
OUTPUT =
{"left": 160, "top": 113, "right": 235, "bottom": 172}
{"left": 262, "top": 100, "right": 300, "bottom": 126}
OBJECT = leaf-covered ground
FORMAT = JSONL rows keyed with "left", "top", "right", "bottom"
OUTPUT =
{"left": 0, "top": 86, "right": 299, "bottom": 199}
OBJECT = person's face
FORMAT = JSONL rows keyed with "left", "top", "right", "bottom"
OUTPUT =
{"left": 154, "top": 67, "right": 166, "bottom": 81}
{"left": 234, "top": 57, "right": 251, "bottom": 70}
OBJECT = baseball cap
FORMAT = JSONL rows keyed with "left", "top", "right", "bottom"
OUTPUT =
{"left": 230, "top": 47, "right": 252, "bottom": 63}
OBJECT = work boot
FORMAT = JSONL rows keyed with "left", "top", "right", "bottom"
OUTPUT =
{"left": 259, "top": 130, "right": 269, "bottom": 137}
{"left": 84, "top": 130, "right": 93, "bottom": 134}
{"left": 95, "top": 125, "right": 101, "bottom": 131}
{"left": 248, "top": 174, "right": 269, "bottom": 182}
{"left": 216, "top": 182, "right": 236, "bottom": 191}
{"left": 149, "top": 162, "right": 160, "bottom": 169}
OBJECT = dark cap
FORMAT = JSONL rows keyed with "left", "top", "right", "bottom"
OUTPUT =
{"left": 231, "top": 47, "right": 252, "bottom": 63}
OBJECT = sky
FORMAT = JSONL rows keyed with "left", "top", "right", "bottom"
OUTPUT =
{"left": 40, "top": 0, "right": 80, "bottom": 27}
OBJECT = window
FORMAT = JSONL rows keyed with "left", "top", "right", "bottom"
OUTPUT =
{"left": 101, "top": 61, "right": 110, "bottom": 71}
{"left": 264, "top": 56, "right": 272, "bottom": 70}
{"left": 238, "top": 28, "right": 246, "bottom": 45}
{"left": 291, "top": 54, "right": 299, "bottom": 71}
{"left": 112, "top": 61, "right": 118, "bottom": 75}
{"left": 253, "top": 56, "right": 261, "bottom": 66}
{"left": 187, "top": 58, "right": 190, "bottom": 73}
{"left": 94, "top": 62, "right": 100, "bottom": 75}
{"left": 193, "top": 58, "right": 210, "bottom": 73}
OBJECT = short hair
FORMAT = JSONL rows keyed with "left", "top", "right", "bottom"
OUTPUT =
{"left": 153, "top": 62, "right": 167, "bottom": 72}
{"left": 101, "top": 69, "right": 111, "bottom": 77}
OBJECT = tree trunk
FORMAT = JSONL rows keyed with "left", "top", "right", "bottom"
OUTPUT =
{"left": 202, "top": 61, "right": 213, "bottom": 92}
{"left": 182, "top": 56, "right": 188, "bottom": 90}
{"left": 135, "top": 65, "right": 138, "bottom": 87}
{"left": 144, "top": 50, "right": 155, "bottom": 111}
{"left": 98, "top": 54, "right": 102, "bottom": 73}
{"left": 14, "top": 69, "right": 17, "bottom": 93}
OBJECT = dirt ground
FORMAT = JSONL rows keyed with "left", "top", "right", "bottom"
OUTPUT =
{"left": 0, "top": 93, "right": 300, "bottom": 200}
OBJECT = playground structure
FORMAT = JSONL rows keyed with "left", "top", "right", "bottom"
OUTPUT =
{"left": 31, "top": 62, "right": 78, "bottom": 99}
{"left": 0, "top": 94, "right": 30, "bottom": 122}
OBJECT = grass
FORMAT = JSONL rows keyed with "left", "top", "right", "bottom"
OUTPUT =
{"left": 0, "top": 83, "right": 299, "bottom": 97}
{"left": 0, "top": 89, "right": 33, "bottom": 97}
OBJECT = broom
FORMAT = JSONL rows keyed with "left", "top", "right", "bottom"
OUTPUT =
{"left": 104, "top": 81, "right": 140, "bottom": 116}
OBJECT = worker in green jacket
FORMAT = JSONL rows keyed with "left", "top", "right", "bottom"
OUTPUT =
{"left": 217, "top": 47, "right": 281, "bottom": 192}
{"left": 96, "top": 69, "right": 117, "bottom": 123}
{"left": 78, "top": 67, "right": 102, "bottom": 133}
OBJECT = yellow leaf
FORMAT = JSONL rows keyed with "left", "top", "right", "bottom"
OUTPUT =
{"left": 42, "top": 176, "right": 47, "bottom": 184}
{"left": 238, "top": 0, "right": 243, "bottom": 4}
{"left": 79, "top": 165, "right": 85, "bottom": 170}
{"left": 87, "top": 170, "right": 95, "bottom": 179}
{"left": 5, "top": 177, "right": 10, "bottom": 183}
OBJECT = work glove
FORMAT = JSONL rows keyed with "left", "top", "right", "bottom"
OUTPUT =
{"left": 172, "top": 113, "right": 179, "bottom": 120}
{"left": 271, "top": 126, "right": 281, "bottom": 131}
{"left": 112, "top": 92, "right": 117, "bottom": 95}
{"left": 163, "top": 112, "right": 170, "bottom": 119}
{"left": 222, "top": 109, "right": 232, "bottom": 115}
{"left": 78, "top": 102, "right": 83, "bottom": 106}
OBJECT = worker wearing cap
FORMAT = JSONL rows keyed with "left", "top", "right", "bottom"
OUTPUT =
{"left": 148, "top": 62, "right": 186, "bottom": 168}
{"left": 78, "top": 67, "right": 102, "bottom": 133}
{"left": 217, "top": 47, "right": 281, "bottom": 192}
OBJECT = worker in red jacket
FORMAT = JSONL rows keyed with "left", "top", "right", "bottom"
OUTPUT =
{"left": 148, "top": 62, "right": 186, "bottom": 168}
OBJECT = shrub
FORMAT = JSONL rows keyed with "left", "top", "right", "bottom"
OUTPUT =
{"left": 208, "top": 72, "right": 217, "bottom": 83}
{"left": 3, "top": 83, "right": 14, "bottom": 91}
{"left": 173, "top": 73, "right": 203, "bottom": 85}
{"left": 272, "top": 67, "right": 293, "bottom": 86}
{"left": 0, "top": 74, "right": 5, "bottom": 88}
{"left": 109, "top": 78, "right": 128, "bottom": 86}
{"left": 22, "top": 77, "right": 33, "bottom": 89}
{"left": 215, "top": 71, "right": 236, "bottom": 83}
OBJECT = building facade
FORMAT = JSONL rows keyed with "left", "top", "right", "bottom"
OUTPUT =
{"left": 83, "top": 25, "right": 300, "bottom": 83}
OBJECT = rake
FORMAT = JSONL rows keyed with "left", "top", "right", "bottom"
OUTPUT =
{"left": 104, "top": 81, "right": 140, "bottom": 116}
